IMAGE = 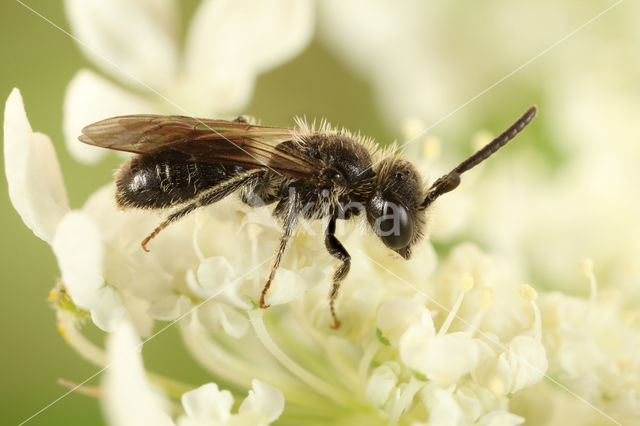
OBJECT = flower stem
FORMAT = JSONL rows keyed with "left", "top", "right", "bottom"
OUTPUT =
{"left": 57, "top": 311, "right": 108, "bottom": 367}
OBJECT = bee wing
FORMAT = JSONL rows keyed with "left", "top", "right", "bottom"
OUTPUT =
{"left": 79, "top": 115, "right": 320, "bottom": 180}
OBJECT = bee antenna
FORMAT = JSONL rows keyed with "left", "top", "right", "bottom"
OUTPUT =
{"left": 420, "top": 105, "right": 537, "bottom": 210}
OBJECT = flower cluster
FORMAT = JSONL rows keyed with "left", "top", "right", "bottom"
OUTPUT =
{"left": 6, "top": 87, "right": 551, "bottom": 424}
{"left": 6, "top": 0, "right": 640, "bottom": 425}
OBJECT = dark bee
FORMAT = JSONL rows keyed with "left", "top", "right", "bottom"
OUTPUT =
{"left": 79, "top": 106, "right": 537, "bottom": 328}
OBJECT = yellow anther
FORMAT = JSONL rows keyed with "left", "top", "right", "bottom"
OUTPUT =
{"left": 421, "top": 137, "right": 441, "bottom": 161}
{"left": 57, "top": 325, "right": 70, "bottom": 343}
{"left": 488, "top": 377, "right": 507, "bottom": 396}
{"left": 48, "top": 290, "right": 57, "bottom": 301}
{"left": 401, "top": 116, "right": 424, "bottom": 140}
{"left": 579, "top": 258, "right": 594, "bottom": 278}
{"left": 519, "top": 284, "right": 538, "bottom": 301}
{"left": 246, "top": 223, "right": 263, "bottom": 240}
{"left": 461, "top": 273, "right": 475, "bottom": 292}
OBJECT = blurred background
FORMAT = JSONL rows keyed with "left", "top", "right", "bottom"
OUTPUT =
{"left": 2, "top": 0, "right": 639, "bottom": 424}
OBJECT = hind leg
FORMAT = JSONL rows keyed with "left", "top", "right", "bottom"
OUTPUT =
{"left": 141, "top": 170, "right": 264, "bottom": 251}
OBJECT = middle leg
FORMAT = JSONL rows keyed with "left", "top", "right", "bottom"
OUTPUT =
{"left": 260, "top": 189, "right": 300, "bottom": 308}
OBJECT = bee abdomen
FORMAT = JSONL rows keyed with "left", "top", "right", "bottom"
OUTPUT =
{"left": 115, "top": 151, "right": 238, "bottom": 209}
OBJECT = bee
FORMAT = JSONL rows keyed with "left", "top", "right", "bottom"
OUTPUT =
{"left": 79, "top": 106, "right": 537, "bottom": 328}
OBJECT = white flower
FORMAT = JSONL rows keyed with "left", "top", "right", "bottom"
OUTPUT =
{"left": 52, "top": 211, "right": 129, "bottom": 331}
{"left": 4, "top": 90, "right": 134, "bottom": 333}
{"left": 63, "top": 0, "right": 314, "bottom": 163}
{"left": 176, "top": 380, "right": 284, "bottom": 426}
{"left": 3, "top": 88, "right": 69, "bottom": 243}
{"left": 104, "top": 320, "right": 285, "bottom": 426}
{"left": 103, "top": 321, "right": 173, "bottom": 426}
{"left": 473, "top": 286, "right": 547, "bottom": 397}
{"left": 528, "top": 263, "right": 640, "bottom": 424}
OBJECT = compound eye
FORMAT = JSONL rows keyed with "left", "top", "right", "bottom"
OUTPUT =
{"left": 376, "top": 201, "right": 413, "bottom": 249}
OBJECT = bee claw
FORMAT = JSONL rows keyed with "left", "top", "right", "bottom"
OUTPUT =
{"left": 259, "top": 291, "right": 270, "bottom": 309}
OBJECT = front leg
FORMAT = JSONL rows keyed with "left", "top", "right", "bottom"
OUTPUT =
{"left": 325, "top": 216, "right": 351, "bottom": 328}
{"left": 260, "top": 189, "right": 299, "bottom": 309}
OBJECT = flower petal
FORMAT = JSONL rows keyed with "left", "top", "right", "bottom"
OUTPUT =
{"left": 418, "top": 385, "right": 466, "bottom": 426}
{"left": 91, "top": 286, "right": 128, "bottom": 333}
{"left": 477, "top": 410, "right": 525, "bottom": 426}
{"left": 4, "top": 89, "right": 69, "bottom": 243}
{"left": 366, "top": 363, "right": 400, "bottom": 409}
{"left": 193, "top": 256, "right": 237, "bottom": 298}
{"left": 63, "top": 69, "right": 160, "bottom": 164}
{"left": 148, "top": 294, "right": 192, "bottom": 321}
{"left": 377, "top": 297, "right": 427, "bottom": 347}
{"left": 103, "top": 321, "right": 173, "bottom": 426}
{"left": 64, "top": 0, "right": 178, "bottom": 89}
{"left": 506, "top": 336, "right": 547, "bottom": 393}
{"left": 400, "top": 321, "right": 479, "bottom": 385}
{"left": 262, "top": 267, "right": 313, "bottom": 306}
{"left": 396, "top": 310, "right": 436, "bottom": 356}
{"left": 52, "top": 211, "right": 104, "bottom": 310}
{"left": 181, "top": 383, "right": 234, "bottom": 424}
{"left": 473, "top": 352, "right": 513, "bottom": 397}
{"left": 197, "top": 303, "right": 249, "bottom": 338}
{"left": 181, "top": 0, "right": 314, "bottom": 113}
{"left": 238, "top": 379, "right": 285, "bottom": 424}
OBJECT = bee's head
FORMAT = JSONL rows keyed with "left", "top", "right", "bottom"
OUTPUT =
{"left": 366, "top": 158, "right": 426, "bottom": 259}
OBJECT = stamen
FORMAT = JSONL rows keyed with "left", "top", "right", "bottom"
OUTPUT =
{"left": 466, "top": 287, "right": 494, "bottom": 337}
{"left": 519, "top": 284, "right": 538, "bottom": 301}
{"left": 579, "top": 258, "right": 598, "bottom": 302}
{"left": 58, "top": 379, "right": 103, "bottom": 399}
{"left": 439, "top": 273, "right": 474, "bottom": 336}
{"left": 519, "top": 284, "right": 541, "bottom": 340}
{"left": 57, "top": 325, "right": 69, "bottom": 342}
{"left": 57, "top": 312, "right": 108, "bottom": 366}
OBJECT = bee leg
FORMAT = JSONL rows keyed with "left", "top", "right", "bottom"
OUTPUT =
{"left": 260, "top": 190, "right": 300, "bottom": 309}
{"left": 141, "top": 170, "right": 264, "bottom": 251}
{"left": 324, "top": 216, "right": 350, "bottom": 329}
